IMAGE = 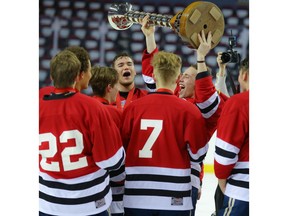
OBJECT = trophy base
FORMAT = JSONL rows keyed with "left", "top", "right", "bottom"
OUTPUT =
{"left": 170, "top": 1, "right": 225, "bottom": 49}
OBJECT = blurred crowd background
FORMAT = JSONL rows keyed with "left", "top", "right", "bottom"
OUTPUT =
{"left": 39, "top": 0, "right": 249, "bottom": 95}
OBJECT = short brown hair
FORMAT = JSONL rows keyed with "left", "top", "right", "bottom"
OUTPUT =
{"left": 89, "top": 66, "right": 119, "bottom": 97}
{"left": 50, "top": 50, "right": 81, "bottom": 88}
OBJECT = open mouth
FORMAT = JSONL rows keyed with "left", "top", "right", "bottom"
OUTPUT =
{"left": 179, "top": 84, "right": 185, "bottom": 90}
{"left": 123, "top": 71, "right": 131, "bottom": 77}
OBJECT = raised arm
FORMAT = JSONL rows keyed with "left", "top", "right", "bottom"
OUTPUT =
{"left": 196, "top": 30, "right": 212, "bottom": 73}
{"left": 194, "top": 30, "right": 225, "bottom": 139}
{"left": 140, "top": 15, "right": 158, "bottom": 91}
{"left": 140, "top": 15, "right": 156, "bottom": 54}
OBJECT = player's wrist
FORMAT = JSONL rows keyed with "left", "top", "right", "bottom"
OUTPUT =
{"left": 197, "top": 56, "right": 205, "bottom": 62}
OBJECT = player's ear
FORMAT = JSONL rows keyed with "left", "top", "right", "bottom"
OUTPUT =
{"left": 77, "top": 71, "right": 84, "bottom": 81}
{"left": 106, "top": 84, "right": 112, "bottom": 93}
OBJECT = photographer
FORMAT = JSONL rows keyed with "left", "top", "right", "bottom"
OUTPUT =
{"left": 215, "top": 52, "right": 230, "bottom": 97}
{"left": 220, "top": 33, "right": 241, "bottom": 65}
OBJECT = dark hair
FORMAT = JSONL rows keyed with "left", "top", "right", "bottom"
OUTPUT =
{"left": 64, "top": 46, "right": 90, "bottom": 73}
{"left": 89, "top": 66, "right": 119, "bottom": 97}
{"left": 111, "top": 52, "right": 133, "bottom": 68}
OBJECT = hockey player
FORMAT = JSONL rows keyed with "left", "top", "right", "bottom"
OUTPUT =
{"left": 214, "top": 57, "right": 249, "bottom": 216}
{"left": 39, "top": 46, "right": 92, "bottom": 99}
{"left": 121, "top": 50, "right": 209, "bottom": 216}
{"left": 39, "top": 50, "right": 125, "bottom": 216}
{"left": 89, "top": 66, "right": 122, "bottom": 129}
{"left": 139, "top": 14, "right": 227, "bottom": 215}
{"left": 111, "top": 52, "right": 148, "bottom": 110}
{"left": 89, "top": 65, "right": 125, "bottom": 216}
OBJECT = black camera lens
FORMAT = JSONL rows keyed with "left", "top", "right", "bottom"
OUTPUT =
{"left": 221, "top": 52, "right": 231, "bottom": 64}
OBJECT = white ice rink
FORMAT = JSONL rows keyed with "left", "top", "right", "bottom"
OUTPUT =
{"left": 195, "top": 173, "right": 218, "bottom": 216}
{"left": 195, "top": 132, "right": 218, "bottom": 216}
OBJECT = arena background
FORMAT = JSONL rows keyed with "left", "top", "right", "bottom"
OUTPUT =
{"left": 39, "top": 0, "right": 249, "bottom": 96}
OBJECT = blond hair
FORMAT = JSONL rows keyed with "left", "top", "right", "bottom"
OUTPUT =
{"left": 151, "top": 51, "right": 181, "bottom": 84}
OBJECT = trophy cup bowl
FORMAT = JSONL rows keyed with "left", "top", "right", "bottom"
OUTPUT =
{"left": 108, "top": 2, "right": 134, "bottom": 30}
{"left": 108, "top": 1, "right": 225, "bottom": 49}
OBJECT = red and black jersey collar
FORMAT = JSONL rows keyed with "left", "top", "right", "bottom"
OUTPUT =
{"left": 43, "top": 87, "right": 77, "bottom": 100}
{"left": 53, "top": 87, "right": 78, "bottom": 94}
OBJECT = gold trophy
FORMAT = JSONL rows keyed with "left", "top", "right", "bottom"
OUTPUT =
{"left": 108, "top": 1, "right": 225, "bottom": 49}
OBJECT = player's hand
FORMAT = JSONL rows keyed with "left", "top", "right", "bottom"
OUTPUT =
{"left": 197, "top": 30, "right": 212, "bottom": 59}
{"left": 197, "top": 186, "right": 202, "bottom": 200}
{"left": 140, "top": 15, "right": 155, "bottom": 37}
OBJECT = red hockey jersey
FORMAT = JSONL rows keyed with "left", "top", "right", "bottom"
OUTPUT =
{"left": 92, "top": 96, "right": 122, "bottom": 130}
{"left": 39, "top": 90, "right": 125, "bottom": 215}
{"left": 39, "top": 86, "right": 55, "bottom": 99}
{"left": 121, "top": 89, "right": 209, "bottom": 211}
{"left": 115, "top": 87, "right": 148, "bottom": 110}
{"left": 214, "top": 90, "right": 249, "bottom": 202}
{"left": 91, "top": 95, "right": 125, "bottom": 214}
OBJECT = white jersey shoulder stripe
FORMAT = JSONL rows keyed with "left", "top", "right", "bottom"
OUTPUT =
{"left": 96, "top": 147, "right": 125, "bottom": 170}
{"left": 196, "top": 91, "right": 218, "bottom": 109}
{"left": 142, "top": 74, "right": 156, "bottom": 84}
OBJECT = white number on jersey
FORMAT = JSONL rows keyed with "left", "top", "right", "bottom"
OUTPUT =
{"left": 39, "top": 130, "right": 88, "bottom": 172}
{"left": 139, "top": 119, "right": 163, "bottom": 158}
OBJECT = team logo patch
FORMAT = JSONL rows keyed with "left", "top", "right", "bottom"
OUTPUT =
{"left": 171, "top": 197, "right": 183, "bottom": 205}
{"left": 95, "top": 198, "right": 106, "bottom": 208}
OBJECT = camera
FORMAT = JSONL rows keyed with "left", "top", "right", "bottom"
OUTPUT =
{"left": 221, "top": 32, "right": 241, "bottom": 64}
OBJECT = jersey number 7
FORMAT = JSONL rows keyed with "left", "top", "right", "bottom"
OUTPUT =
{"left": 139, "top": 119, "right": 163, "bottom": 158}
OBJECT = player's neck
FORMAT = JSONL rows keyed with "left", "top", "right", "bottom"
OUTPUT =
{"left": 156, "top": 83, "right": 176, "bottom": 94}
{"left": 103, "top": 95, "right": 112, "bottom": 104}
{"left": 118, "top": 83, "right": 135, "bottom": 92}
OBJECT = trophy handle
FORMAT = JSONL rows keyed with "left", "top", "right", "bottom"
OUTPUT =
{"left": 108, "top": 1, "right": 225, "bottom": 49}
